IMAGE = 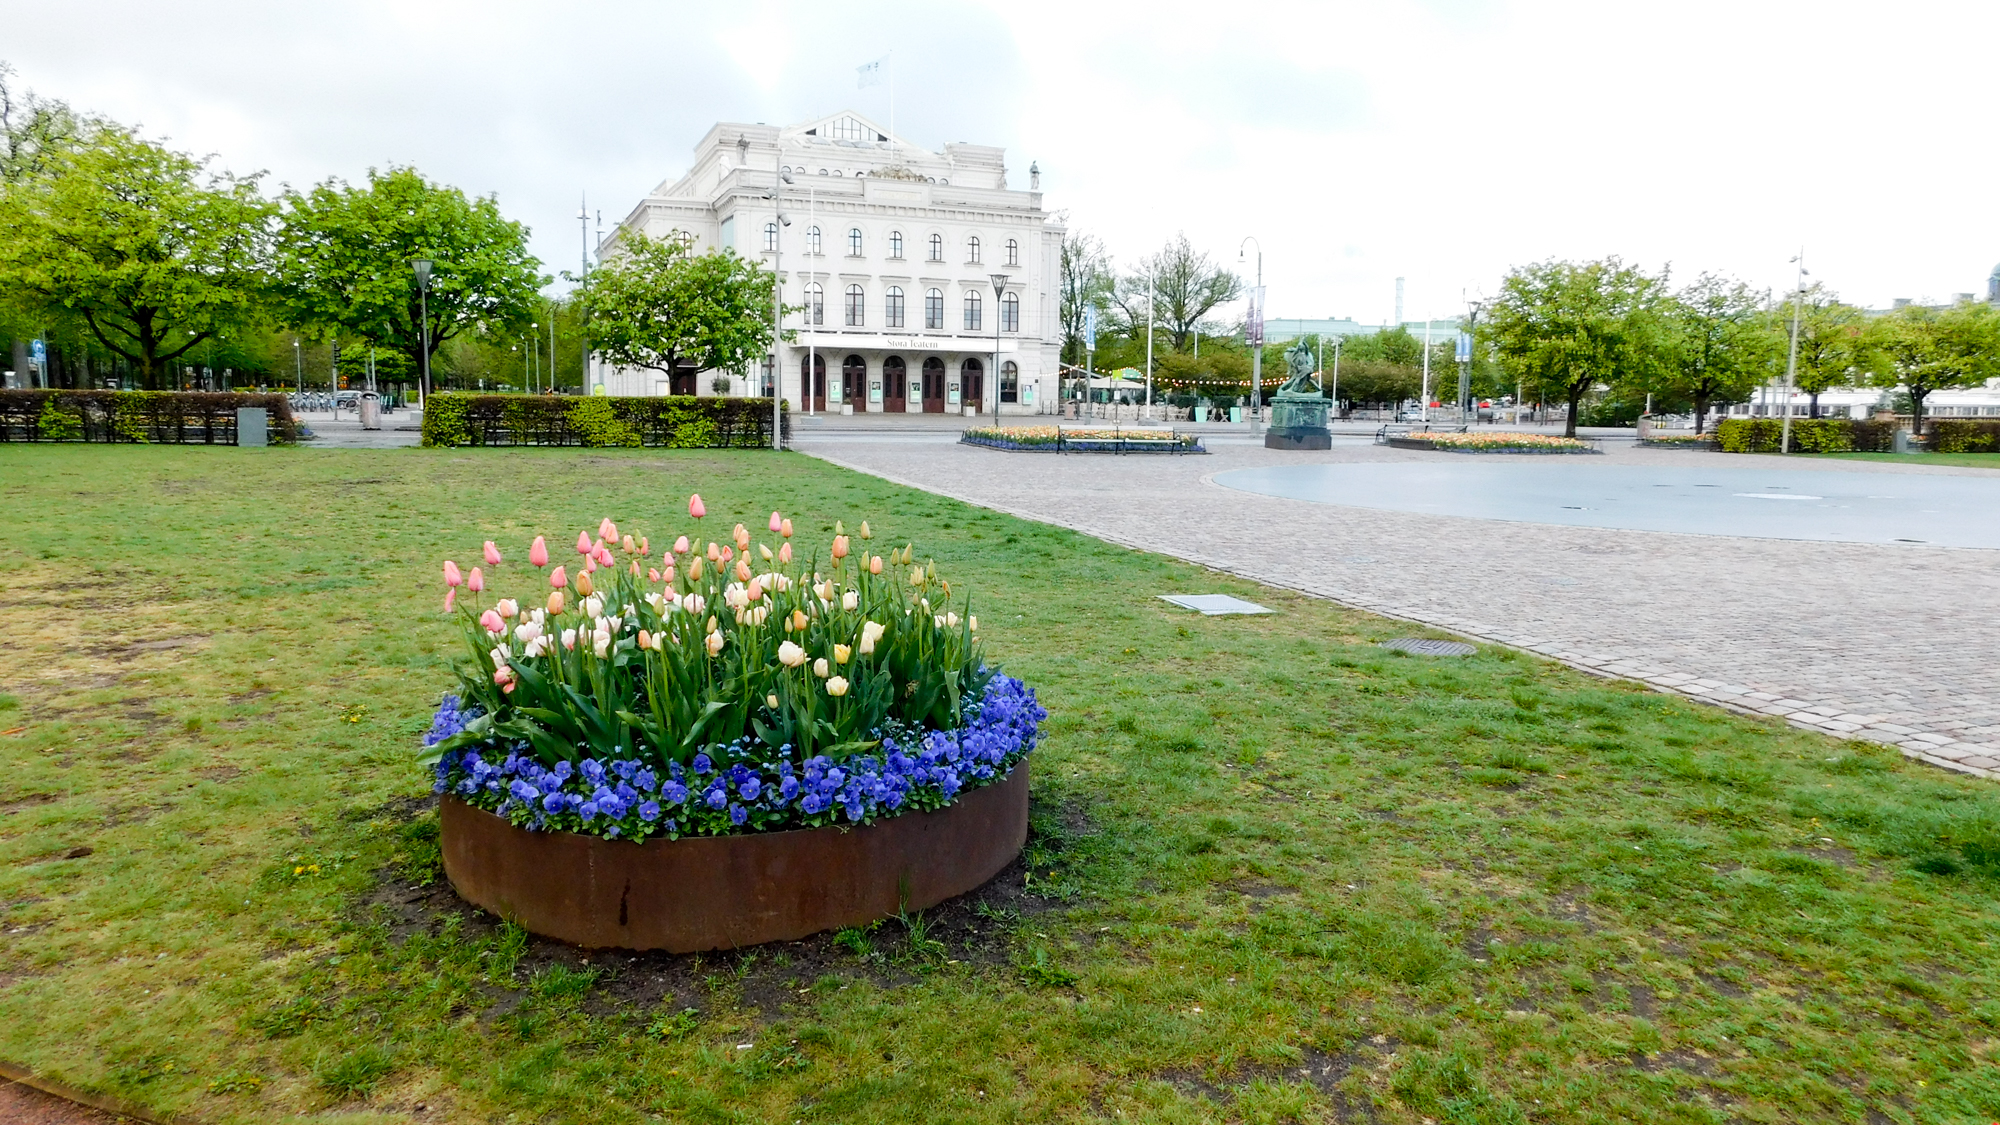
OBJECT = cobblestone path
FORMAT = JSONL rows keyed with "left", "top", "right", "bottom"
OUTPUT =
{"left": 799, "top": 433, "right": 2000, "bottom": 778}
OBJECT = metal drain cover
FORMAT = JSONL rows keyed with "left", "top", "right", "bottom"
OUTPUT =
{"left": 1380, "top": 638, "right": 1477, "bottom": 656}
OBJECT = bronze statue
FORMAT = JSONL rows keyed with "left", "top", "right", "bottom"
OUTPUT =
{"left": 1276, "top": 338, "right": 1321, "bottom": 398}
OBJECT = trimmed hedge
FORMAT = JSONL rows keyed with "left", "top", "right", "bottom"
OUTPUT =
{"left": 0, "top": 390, "right": 298, "bottom": 444}
{"left": 1715, "top": 417, "right": 1894, "bottom": 454}
{"left": 419, "top": 393, "right": 788, "bottom": 449}
{"left": 1929, "top": 420, "right": 2000, "bottom": 453}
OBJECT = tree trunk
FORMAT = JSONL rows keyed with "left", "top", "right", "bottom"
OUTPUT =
{"left": 1910, "top": 388, "right": 1927, "bottom": 439}
{"left": 1808, "top": 391, "right": 1821, "bottom": 419}
{"left": 1564, "top": 384, "right": 1583, "bottom": 438}
{"left": 1693, "top": 393, "right": 1710, "bottom": 434}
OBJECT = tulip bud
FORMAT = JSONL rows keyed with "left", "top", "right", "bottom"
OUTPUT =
{"left": 834, "top": 643, "right": 852, "bottom": 664}
{"left": 842, "top": 590, "right": 859, "bottom": 611}
{"left": 468, "top": 567, "right": 484, "bottom": 593}
{"left": 779, "top": 542, "right": 793, "bottom": 564}
{"left": 733, "top": 524, "right": 751, "bottom": 551}
{"left": 444, "top": 588, "right": 456, "bottom": 612}
{"left": 869, "top": 555, "right": 883, "bottom": 575}
{"left": 734, "top": 558, "right": 752, "bottom": 582}
{"left": 706, "top": 542, "right": 721, "bottom": 562}
{"left": 835, "top": 520, "right": 845, "bottom": 535}
{"left": 575, "top": 570, "right": 594, "bottom": 597}
{"left": 792, "top": 609, "right": 809, "bottom": 632}
{"left": 859, "top": 521, "right": 871, "bottom": 540}
{"left": 530, "top": 536, "right": 549, "bottom": 568}
{"left": 484, "top": 541, "right": 503, "bottom": 566}
{"left": 769, "top": 511, "right": 783, "bottom": 533}
{"left": 832, "top": 535, "right": 850, "bottom": 560}
{"left": 663, "top": 564, "right": 676, "bottom": 583}
{"left": 813, "top": 657, "right": 829, "bottom": 678}
{"left": 550, "top": 565, "right": 568, "bottom": 588}
{"left": 600, "top": 518, "right": 619, "bottom": 543}
{"left": 674, "top": 535, "right": 690, "bottom": 555}
{"left": 721, "top": 545, "right": 734, "bottom": 563}
{"left": 767, "top": 693, "right": 780, "bottom": 709}
{"left": 637, "top": 629, "right": 653, "bottom": 650}
{"left": 780, "top": 518, "right": 794, "bottom": 539}
{"left": 706, "top": 630, "right": 725, "bottom": 655}
{"left": 574, "top": 531, "right": 591, "bottom": 555}
{"left": 649, "top": 568, "right": 661, "bottom": 582}
{"left": 622, "top": 534, "right": 636, "bottom": 553}
{"left": 547, "top": 590, "right": 566, "bottom": 614}
{"left": 687, "top": 557, "right": 704, "bottom": 580}
{"left": 688, "top": 494, "right": 706, "bottom": 519}
{"left": 759, "top": 543, "right": 773, "bottom": 561}
{"left": 825, "top": 676, "right": 849, "bottom": 698}
{"left": 630, "top": 560, "right": 641, "bottom": 576}
{"left": 443, "top": 560, "right": 463, "bottom": 587}
{"left": 480, "top": 608, "right": 504, "bottom": 634}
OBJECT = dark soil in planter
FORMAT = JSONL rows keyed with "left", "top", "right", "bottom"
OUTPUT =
{"left": 355, "top": 793, "right": 1092, "bottom": 1025}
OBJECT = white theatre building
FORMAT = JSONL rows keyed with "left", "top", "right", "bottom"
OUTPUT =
{"left": 597, "top": 112, "right": 1062, "bottom": 415}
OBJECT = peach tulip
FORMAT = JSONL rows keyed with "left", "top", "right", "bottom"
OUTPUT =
{"left": 550, "top": 565, "right": 568, "bottom": 588}
{"left": 688, "top": 494, "right": 706, "bottom": 519}
{"left": 496, "top": 598, "right": 519, "bottom": 618}
{"left": 575, "top": 570, "right": 594, "bottom": 597}
{"left": 781, "top": 518, "right": 793, "bottom": 539}
{"left": 831, "top": 535, "right": 850, "bottom": 560}
{"left": 663, "top": 564, "right": 676, "bottom": 583}
{"left": 649, "top": 568, "right": 661, "bottom": 583}
{"left": 637, "top": 629, "right": 653, "bottom": 651}
{"left": 869, "top": 555, "right": 883, "bottom": 575}
{"left": 622, "top": 534, "right": 636, "bottom": 553}
{"left": 600, "top": 518, "right": 618, "bottom": 543}
{"left": 629, "top": 560, "right": 641, "bottom": 576}
{"left": 673, "top": 535, "right": 690, "bottom": 555}
{"left": 732, "top": 523, "right": 750, "bottom": 551}
{"left": 443, "top": 560, "right": 463, "bottom": 587}
{"left": 706, "top": 542, "right": 721, "bottom": 562}
{"left": 444, "top": 588, "right": 456, "bottom": 612}
{"left": 686, "top": 557, "right": 704, "bottom": 580}
{"left": 720, "top": 545, "right": 734, "bottom": 562}
{"left": 734, "top": 559, "right": 752, "bottom": 582}
{"left": 530, "top": 536, "right": 549, "bottom": 568}
{"left": 778, "top": 542, "right": 793, "bottom": 564}
{"left": 483, "top": 541, "right": 502, "bottom": 566}
{"left": 467, "top": 567, "right": 484, "bottom": 593}
{"left": 547, "top": 590, "right": 566, "bottom": 614}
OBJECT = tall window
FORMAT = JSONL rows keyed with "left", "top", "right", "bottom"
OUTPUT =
{"left": 885, "top": 286, "right": 906, "bottom": 329}
{"left": 924, "top": 288, "right": 944, "bottom": 330}
{"left": 889, "top": 231, "right": 904, "bottom": 258}
{"left": 845, "top": 284, "right": 865, "bottom": 327}
{"left": 967, "top": 235, "right": 981, "bottom": 264}
{"left": 963, "top": 290, "right": 982, "bottom": 331}
{"left": 761, "top": 355, "right": 775, "bottom": 397}
{"left": 763, "top": 222, "right": 779, "bottom": 252}
{"left": 805, "top": 226, "right": 822, "bottom": 255}
{"left": 803, "top": 283, "right": 824, "bottom": 326}
{"left": 847, "top": 227, "right": 863, "bottom": 255}
{"left": 1001, "top": 360, "right": 1019, "bottom": 403}
{"left": 1005, "top": 238, "right": 1019, "bottom": 266}
{"left": 1001, "top": 292, "right": 1020, "bottom": 332}
{"left": 928, "top": 233, "right": 943, "bottom": 261}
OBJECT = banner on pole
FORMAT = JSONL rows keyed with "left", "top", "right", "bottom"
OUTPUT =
{"left": 1455, "top": 332, "right": 1472, "bottom": 363}
{"left": 1082, "top": 305, "right": 1098, "bottom": 351}
{"left": 1245, "top": 287, "right": 1265, "bottom": 346}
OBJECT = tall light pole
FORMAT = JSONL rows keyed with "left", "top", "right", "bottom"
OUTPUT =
{"left": 1459, "top": 297, "right": 1485, "bottom": 425}
{"left": 990, "top": 273, "right": 1010, "bottom": 425}
{"left": 412, "top": 259, "right": 433, "bottom": 407}
{"left": 1238, "top": 237, "right": 1263, "bottom": 433}
{"left": 292, "top": 337, "right": 301, "bottom": 396}
{"left": 1781, "top": 250, "right": 1807, "bottom": 454}
{"left": 1144, "top": 263, "right": 1155, "bottom": 417}
{"left": 764, "top": 167, "right": 793, "bottom": 451}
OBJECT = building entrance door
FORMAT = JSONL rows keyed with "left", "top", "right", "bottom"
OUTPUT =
{"left": 883, "top": 356, "right": 907, "bottom": 412}
{"left": 800, "top": 354, "right": 826, "bottom": 412}
{"left": 921, "top": 357, "right": 946, "bottom": 413}
{"left": 960, "top": 358, "right": 985, "bottom": 414}
{"left": 842, "top": 355, "right": 867, "bottom": 412}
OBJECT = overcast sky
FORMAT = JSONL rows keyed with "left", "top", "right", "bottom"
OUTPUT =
{"left": 6, "top": 0, "right": 1996, "bottom": 324}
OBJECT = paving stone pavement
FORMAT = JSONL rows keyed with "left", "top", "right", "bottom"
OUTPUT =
{"left": 797, "top": 429, "right": 2000, "bottom": 780}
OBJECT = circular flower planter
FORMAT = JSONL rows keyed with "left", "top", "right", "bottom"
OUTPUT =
{"left": 440, "top": 762, "right": 1029, "bottom": 952}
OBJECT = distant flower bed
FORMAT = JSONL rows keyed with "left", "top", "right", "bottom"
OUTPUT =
{"left": 1398, "top": 431, "right": 1599, "bottom": 454}
{"left": 421, "top": 497, "right": 1043, "bottom": 842}
{"left": 961, "top": 425, "right": 1203, "bottom": 453}
{"left": 1638, "top": 432, "right": 1717, "bottom": 446}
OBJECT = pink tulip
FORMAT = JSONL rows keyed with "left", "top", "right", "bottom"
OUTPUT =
{"left": 721, "top": 545, "right": 734, "bottom": 562}
{"left": 779, "top": 541, "right": 793, "bottom": 564}
{"left": 869, "top": 554, "right": 883, "bottom": 575}
{"left": 479, "top": 609, "right": 504, "bottom": 634}
{"left": 444, "top": 560, "right": 464, "bottom": 587}
{"left": 530, "top": 536, "right": 549, "bottom": 568}
{"left": 599, "top": 518, "right": 618, "bottom": 542}
{"left": 639, "top": 536, "right": 650, "bottom": 556}
{"left": 769, "top": 511, "right": 783, "bottom": 533}
{"left": 468, "top": 566, "right": 484, "bottom": 593}
{"left": 583, "top": 556, "right": 597, "bottom": 573}
{"left": 550, "top": 565, "right": 567, "bottom": 588}
{"left": 673, "top": 535, "right": 690, "bottom": 555}
{"left": 663, "top": 564, "right": 676, "bottom": 583}
{"left": 596, "top": 546, "right": 615, "bottom": 566}
{"left": 689, "top": 494, "right": 706, "bottom": 519}
{"left": 483, "top": 541, "right": 502, "bottom": 566}
{"left": 649, "top": 568, "right": 661, "bottom": 582}
{"left": 576, "top": 531, "right": 592, "bottom": 556}
{"left": 444, "top": 588, "right": 456, "bottom": 612}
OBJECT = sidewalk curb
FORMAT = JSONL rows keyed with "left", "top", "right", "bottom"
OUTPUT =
{"left": 0, "top": 1062, "right": 176, "bottom": 1124}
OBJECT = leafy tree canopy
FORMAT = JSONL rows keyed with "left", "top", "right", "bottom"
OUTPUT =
{"left": 1866, "top": 299, "right": 2000, "bottom": 431}
{"left": 1485, "top": 257, "right": 1670, "bottom": 436}
{"left": 1656, "top": 273, "right": 1776, "bottom": 432}
{"left": 574, "top": 234, "right": 779, "bottom": 378}
{"left": 0, "top": 122, "right": 273, "bottom": 387}
{"left": 274, "top": 166, "right": 545, "bottom": 376}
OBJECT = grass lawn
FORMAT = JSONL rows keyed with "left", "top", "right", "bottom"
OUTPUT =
{"left": 1827, "top": 451, "right": 2000, "bottom": 469}
{"left": 2, "top": 446, "right": 1999, "bottom": 1125}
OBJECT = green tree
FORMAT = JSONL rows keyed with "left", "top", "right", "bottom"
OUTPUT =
{"left": 1485, "top": 257, "right": 1669, "bottom": 437}
{"left": 573, "top": 234, "right": 779, "bottom": 383}
{"left": 1112, "top": 233, "right": 1242, "bottom": 353}
{"left": 274, "top": 166, "right": 544, "bottom": 379}
{"left": 1780, "top": 286, "right": 1872, "bottom": 418}
{"left": 0, "top": 123, "right": 273, "bottom": 388}
{"left": 1057, "top": 223, "right": 1113, "bottom": 368}
{"left": 0, "top": 62, "right": 85, "bottom": 187}
{"left": 1658, "top": 273, "right": 1773, "bottom": 433}
{"left": 1866, "top": 299, "right": 2000, "bottom": 434}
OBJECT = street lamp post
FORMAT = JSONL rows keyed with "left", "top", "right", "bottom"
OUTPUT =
{"left": 292, "top": 337, "right": 301, "bottom": 396}
{"left": 990, "top": 273, "right": 1010, "bottom": 425}
{"left": 1781, "top": 251, "right": 1807, "bottom": 454}
{"left": 1238, "top": 237, "right": 1263, "bottom": 433}
{"left": 1459, "top": 298, "right": 1485, "bottom": 425}
{"left": 764, "top": 168, "right": 793, "bottom": 452}
{"left": 412, "top": 259, "right": 433, "bottom": 408}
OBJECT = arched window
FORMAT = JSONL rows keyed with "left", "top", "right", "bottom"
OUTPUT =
{"left": 803, "top": 283, "right": 824, "bottom": 326}
{"left": 671, "top": 229, "right": 695, "bottom": 253}
{"left": 845, "top": 284, "right": 865, "bottom": 327}
{"left": 805, "top": 226, "right": 822, "bottom": 255}
{"left": 967, "top": 235, "right": 982, "bottom": 264}
{"left": 763, "top": 222, "right": 779, "bottom": 252}
{"left": 924, "top": 288, "right": 944, "bottom": 330}
{"left": 885, "top": 286, "right": 906, "bottom": 329}
{"left": 1005, "top": 238, "right": 1019, "bottom": 267}
{"left": 1001, "top": 292, "right": 1020, "bottom": 332}
{"left": 847, "top": 227, "right": 863, "bottom": 256}
{"left": 960, "top": 357, "right": 984, "bottom": 408}
{"left": 963, "top": 290, "right": 983, "bottom": 331}
{"left": 1001, "top": 360, "right": 1019, "bottom": 403}
{"left": 889, "top": 231, "right": 904, "bottom": 258}
{"left": 928, "top": 233, "right": 943, "bottom": 262}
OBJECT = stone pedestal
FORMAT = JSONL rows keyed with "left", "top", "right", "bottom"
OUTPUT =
{"left": 1264, "top": 394, "right": 1331, "bottom": 450}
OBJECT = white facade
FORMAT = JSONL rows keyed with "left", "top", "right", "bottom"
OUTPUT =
{"left": 598, "top": 112, "right": 1062, "bottom": 415}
